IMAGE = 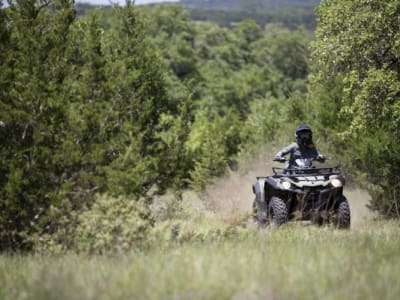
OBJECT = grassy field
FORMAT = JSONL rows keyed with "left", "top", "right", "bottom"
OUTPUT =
{"left": 1, "top": 219, "right": 400, "bottom": 300}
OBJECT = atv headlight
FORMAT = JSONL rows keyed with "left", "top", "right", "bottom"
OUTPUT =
{"left": 331, "top": 178, "right": 343, "bottom": 188}
{"left": 281, "top": 181, "right": 292, "bottom": 190}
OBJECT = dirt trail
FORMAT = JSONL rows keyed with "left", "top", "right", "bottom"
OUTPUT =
{"left": 197, "top": 146, "right": 373, "bottom": 227}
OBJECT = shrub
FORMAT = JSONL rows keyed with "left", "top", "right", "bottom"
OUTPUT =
{"left": 73, "top": 195, "right": 153, "bottom": 254}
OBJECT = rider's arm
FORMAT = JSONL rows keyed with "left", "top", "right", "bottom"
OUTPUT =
{"left": 312, "top": 146, "right": 325, "bottom": 162}
{"left": 274, "top": 143, "right": 297, "bottom": 161}
{"left": 316, "top": 153, "right": 326, "bottom": 162}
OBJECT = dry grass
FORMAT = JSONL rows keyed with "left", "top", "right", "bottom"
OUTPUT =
{"left": 1, "top": 219, "right": 400, "bottom": 300}
{"left": 0, "top": 147, "right": 388, "bottom": 300}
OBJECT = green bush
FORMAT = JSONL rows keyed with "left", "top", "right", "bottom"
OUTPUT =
{"left": 35, "top": 194, "right": 250, "bottom": 254}
{"left": 150, "top": 199, "right": 249, "bottom": 246}
{"left": 73, "top": 195, "right": 153, "bottom": 254}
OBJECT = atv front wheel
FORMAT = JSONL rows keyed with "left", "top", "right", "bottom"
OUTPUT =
{"left": 252, "top": 199, "right": 260, "bottom": 224}
{"left": 335, "top": 195, "right": 351, "bottom": 229}
{"left": 268, "top": 196, "right": 288, "bottom": 226}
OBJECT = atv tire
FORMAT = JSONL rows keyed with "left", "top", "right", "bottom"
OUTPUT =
{"left": 253, "top": 198, "right": 268, "bottom": 225}
{"left": 336, "top": 195, "right": 351, "bottom": 229}
{"left": 252, "top": 199, "right": 260, "bottom": 225}
{"left": 268, "top": 196, "right": 288, "bottom": 227}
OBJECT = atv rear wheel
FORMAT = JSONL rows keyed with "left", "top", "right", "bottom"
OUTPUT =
{"left": 335, "top": 195, "right": 351, "bottom": 229}
{"left": 268, "top": 196, "right": 288, "bottom": 226}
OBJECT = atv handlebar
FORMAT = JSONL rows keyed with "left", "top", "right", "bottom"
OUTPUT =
{"left": 273, "top": 157, "right": 286, "bottom": 163}
{"left": 273, "top": 156, "right": 326, "bottom": 163}
{"left": 272, "top": 165, "right": 340, "bottom": 176}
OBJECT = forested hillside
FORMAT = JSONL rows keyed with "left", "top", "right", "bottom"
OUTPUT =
{"left": 0, "top": 0, "right": 400, "bottom": 255}
{"left": 182, "top": 0, "right": 320, "bottom": 7}
{"left": 182, "top": 0, "right": 319, "bottom": 28}
{"left": 74, "top": 0, "right": 318, "bottom": 29}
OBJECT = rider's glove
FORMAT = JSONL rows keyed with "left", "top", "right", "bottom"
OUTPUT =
{"left": 316, "top": 154, "right": 326, "bottom": 163}
{"left": 273, "top": 156, "right": 285, "bottom": 162}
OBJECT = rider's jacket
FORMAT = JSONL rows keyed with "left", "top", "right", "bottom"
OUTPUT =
{"left": 275, "top": 142, "right": 321, "bottom": 169}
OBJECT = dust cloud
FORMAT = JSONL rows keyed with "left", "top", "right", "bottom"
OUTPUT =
{"left": 202, "top": 149, "right": 277, "bottom": 215}
{"left": 194, "top": 146, "right": 373, "bottom": 227}
{"left": 345, "top": 188, "right": 373, "bottom": 226}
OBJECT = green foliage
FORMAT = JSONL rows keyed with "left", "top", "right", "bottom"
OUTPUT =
{"left": 144, "top": 5, "right": 198, "bottom": 80}
{"left": 240, "top": 95, "right": 283, "bottom": 152}
{"left": 61, "top": 13, "right": 110, "bottom": 201}
{"left": 183, "top": 0, "right": 319, "bottom": 29}
{"left": 253, "top": 24, "right": 311, "bottom": 81}
{"left": 140, "top": 6, "right": 313, "bottom": 190}
{"left": 309, "top": 0, "right": 400, "bottom": 217}
{"left": 98, "top": 5, "right": 170, "bottom": 197}
{"left": 187, "top": 110, "right": 242, "bottom": 190}
{"left": 150, "top": 199, "right": 247, "bottom": 246}
{"left": 0, "top": 0, "right": 76, "bottom": 250}
{"left": 0, "top": 2, "right": 192, "bottom": 251}
{"left": 36, "top": 194, "right": 247, "bottom": 254}
{"left": 1, "top": 1, "right": 316, "bottom": 251}
{"left": 73, "top": 0, "right": 319, "bottom": 30}
{"left": 2, "top": 0, "right": 398, "bottom": 258}
{"left": 73, "top": 195, "right": 153, "bottom": 254}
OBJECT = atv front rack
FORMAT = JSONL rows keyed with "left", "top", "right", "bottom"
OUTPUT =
{"left": 272, "top": 166, "right": 341, "bottom": 176}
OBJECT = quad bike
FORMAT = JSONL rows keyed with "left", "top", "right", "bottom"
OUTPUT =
{"left": 252, "top": 158, "right": 351, "bottom": 229}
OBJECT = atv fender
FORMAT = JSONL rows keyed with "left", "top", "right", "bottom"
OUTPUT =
{"left": 253, "top": 179, "right": 268, "bottom": 223}
{"left": 253, "top": 179, "right": 266, "bottom": 204}
{"left": 265, "top": 177, "right": 280, "bottom": 190}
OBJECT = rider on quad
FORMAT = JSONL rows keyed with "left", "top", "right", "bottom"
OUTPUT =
{"left": 252, "top": 124, "right": 350, "bottom": 228}
{"left": 273, "top": 124, "right": 325, "bottom": 168}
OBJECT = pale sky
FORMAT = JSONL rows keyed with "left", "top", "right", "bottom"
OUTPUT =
{"left": 76, "top": 0, "right": 180, "bottom": 5}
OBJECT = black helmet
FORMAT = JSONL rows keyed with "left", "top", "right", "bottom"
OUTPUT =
{"left": 295, "top": 124, "right": 313, "bottom": 147}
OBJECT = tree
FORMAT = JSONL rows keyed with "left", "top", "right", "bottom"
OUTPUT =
{"left": 309, "top": 0, "right": 400, "bottom": 217}
{"left": 0, "top": 0, "right": 76, "bottom": 249}
{"left": 101, "top": 4, "right": 189, "bottom": 198}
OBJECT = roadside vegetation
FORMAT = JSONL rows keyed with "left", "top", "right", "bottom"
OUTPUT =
{"left": 2, "top": 219, "right": 400, "bottom": 299}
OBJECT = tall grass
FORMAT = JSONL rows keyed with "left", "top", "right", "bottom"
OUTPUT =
{"left": 1, "top": 220, "right": 399, "bottom": 300}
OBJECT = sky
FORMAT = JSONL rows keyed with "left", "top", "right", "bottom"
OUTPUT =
{"left": 76, "top": 0, "right": 180, "bottom": 5}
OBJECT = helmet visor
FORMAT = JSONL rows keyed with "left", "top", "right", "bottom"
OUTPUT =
{"left": 296, "top": 131, "right": 312, "bottom": 146}
{"left": 297, "top": 132, "right": 312, "bottom": 140}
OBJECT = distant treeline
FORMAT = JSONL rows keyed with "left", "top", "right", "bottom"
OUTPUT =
{"left": 75, "top": 0, "right": 318, "bottom": 29}
{"left": 182, "top": 0, "right": 319, "bottom": 29}
{"left": 182, "top": 0, "right": 320, "bottom": 7}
